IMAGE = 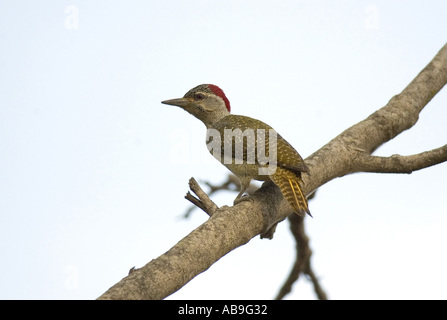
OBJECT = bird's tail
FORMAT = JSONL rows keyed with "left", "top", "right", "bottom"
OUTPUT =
{"left": 270, "top": 167, "right": 311, "bottom": 217}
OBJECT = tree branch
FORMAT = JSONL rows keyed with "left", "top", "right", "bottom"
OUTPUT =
{"left": 275, "top": 214, "right": 328, "bottom": 300}
{"left": 98, "top": 181, "right": 289, "bottom": 300}
{"left": 98, "top": 43, "right": 447, "bottom": 300}
{"left": 274, "top": 44, "right": 447, "bottom": 300}
{"left": 185, "top": 177, "right": 219, "bottom": 216}
{"left": 182, "top": 175, "right": 257, "bottom": 218}
{"left": 356, "top": 144, "right": 447, "bottom": 174}
{"left": 275, "top": 193, "right": 326, "bottom": 300}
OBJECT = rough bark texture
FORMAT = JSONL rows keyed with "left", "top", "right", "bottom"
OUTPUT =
{"left": 98, "top": 43, "right": 447, "bottom": 300}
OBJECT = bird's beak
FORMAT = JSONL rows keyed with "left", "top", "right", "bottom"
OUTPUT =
{"left": 161, "top": 98, "right": 191, "bottom": 108}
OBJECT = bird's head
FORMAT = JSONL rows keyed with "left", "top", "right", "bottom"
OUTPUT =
{"left": 162, "top": 84, "right": 231, "bottom": 127}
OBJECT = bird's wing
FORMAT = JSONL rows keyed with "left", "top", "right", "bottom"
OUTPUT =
{"left": 208, "top": 115, "right": 308, "bottom": 175}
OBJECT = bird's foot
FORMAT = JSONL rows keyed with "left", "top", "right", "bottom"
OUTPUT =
{"left": 233, "top": 194, "right": 255, "bottom": 205}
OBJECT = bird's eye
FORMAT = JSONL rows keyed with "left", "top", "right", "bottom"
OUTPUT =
{"left": 194, "top": 93, "right": 205, "bottom": 100}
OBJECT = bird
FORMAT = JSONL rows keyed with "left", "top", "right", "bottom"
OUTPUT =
{"left": 162, "top": 84, "right": 310, "bottom": 216}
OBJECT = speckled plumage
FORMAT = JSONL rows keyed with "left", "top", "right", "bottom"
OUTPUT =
{"left": 162, "top": 84, "right": 310, "bottom": 216}
{"left": 211, "top": 114, "right": 310, "bottom": 216}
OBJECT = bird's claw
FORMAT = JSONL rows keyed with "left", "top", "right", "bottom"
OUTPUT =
{"left": 233, "top": 194, "right": 255, "bottom": 205}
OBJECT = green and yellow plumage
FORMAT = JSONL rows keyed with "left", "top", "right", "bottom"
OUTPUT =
{"left": 211, "top": 114, "right": 311, "bottom": 217}
{"left": 162, "top": 84, "right": 311, "bottom": 217}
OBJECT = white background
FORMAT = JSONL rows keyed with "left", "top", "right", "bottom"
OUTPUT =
{"left": 1, "top": 1, "right": 446, "bottom": 299}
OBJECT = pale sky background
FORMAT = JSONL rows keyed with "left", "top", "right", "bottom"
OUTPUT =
{"left": 1, "top": 1, "right": 446, "bottom": 300}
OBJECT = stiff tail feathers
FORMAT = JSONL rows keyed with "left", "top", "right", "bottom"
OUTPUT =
{"left": 288, "top": 178, "right": 311, "bottom": 217}
{"left": 270, "top": 168, "right": 311, "bottom": 217}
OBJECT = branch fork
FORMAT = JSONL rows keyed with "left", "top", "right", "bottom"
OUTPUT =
{"left": 98, "top": 43, "right": 447, "bottom": 301}
{"left": 185, "top": 177, "right": 219, "bottom": 216}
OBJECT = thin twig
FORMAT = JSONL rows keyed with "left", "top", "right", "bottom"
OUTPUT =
{"left": 357, "top": 144, "right": 447, "bottom": 174}
{"left": 305, "top": 261, "right": 328, "bottom": 300}
{"left": 275, "top": 213, "right": 327, "bottom": 300}
{"left": 185, "top": 177, "right": 219, "bottom": 216}
{"left": 182, "top": 175, "right": 258, "bottom": 218}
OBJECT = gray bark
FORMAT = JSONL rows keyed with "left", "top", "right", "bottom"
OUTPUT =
{"left": 98, "top": 43, "right": 447, "bottom": 300}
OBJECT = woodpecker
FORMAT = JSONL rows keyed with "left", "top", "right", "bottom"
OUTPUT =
{"left": 162, "top": 84, "right": 310, "bottom": 216}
